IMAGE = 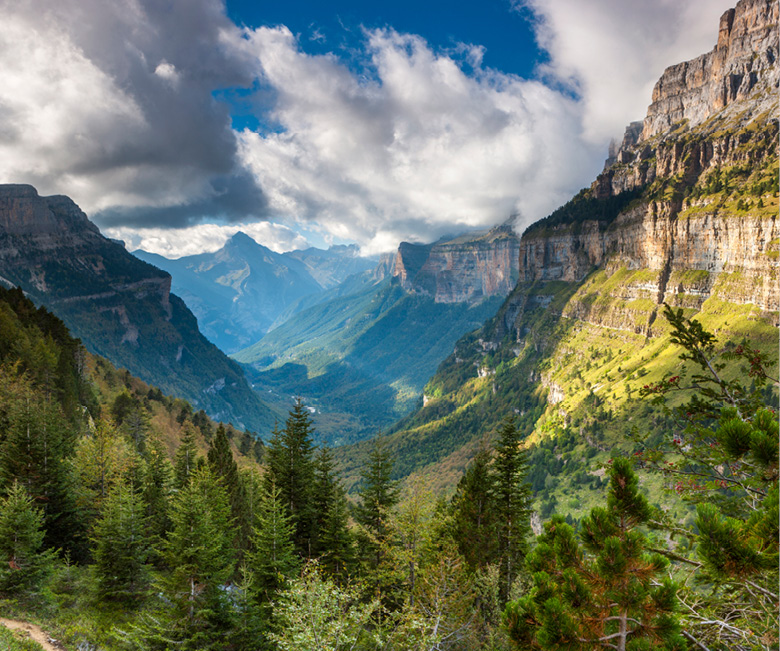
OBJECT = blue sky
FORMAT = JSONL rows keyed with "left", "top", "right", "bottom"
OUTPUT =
{"left": 0, "top": 0, "right": 735, "bottom": 257}
{"left": 226, "top": 0, "right": 542, "bottom": 77}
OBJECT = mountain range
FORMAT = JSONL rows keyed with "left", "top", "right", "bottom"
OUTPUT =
{"left": 134, "top": 235, "right": 376, "bottom": 353}
{"left": 233, "top": 223, "right": 521, "bottom": 444}
{"left": 335, "top": 0, "right": 779, "bottom": 493}
{"left": 0, "top": 186, "right": 278, "bottom": 433}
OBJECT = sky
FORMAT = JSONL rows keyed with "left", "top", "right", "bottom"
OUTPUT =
{"left": 0, "top": 0, "right": 735, "bottom": 257}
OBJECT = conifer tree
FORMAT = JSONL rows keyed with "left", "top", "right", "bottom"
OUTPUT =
{"left": 450, "top": 443, "right": 499, "bottom": 572}
{"left": 248, "top": 481, "right": 299, "bottom": 601}
{"left": 92, "top": 481, "right": 149, "bottom": 601}
{"left": 207, "top": 424, "right": 249, "bottom": 555}
{"left": 0, "top": 480, "right": 55, "bottom": 592}
{"left": 492, "top": 416, "right": 532, "bottom": 599}
{"left": 355, "top": 438, "right": 399, "bottom": 577}
{"left": 162, "top": 466, "right": 235, "bottom": 648}
{"left": 638, "top": 306, "right": 779, "bottom": 648}
{"left": 141, "top": 437, "right": 173, "bottom": 558}
{"left": 264, "top": 401, "right": 317, "bottom": 555}
{"left": 0, "top": 370, "right": 77, "bottom": 552}
{"left": 174, "top": 425, "right": 199, "bottom": 490}
{"left": 505, "top": 458, "right": 684, "bottom": 650}
{"left": 312, "top": 445, "right": 354, "bottom": 575}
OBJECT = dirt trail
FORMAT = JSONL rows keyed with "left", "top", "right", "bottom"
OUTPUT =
{"left": 0, "top": 618, "right": 63, "bottom": 651}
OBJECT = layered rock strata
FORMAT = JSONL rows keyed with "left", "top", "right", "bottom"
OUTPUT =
{"left": 393, "top": 224, "right": 521, "bottom": 304}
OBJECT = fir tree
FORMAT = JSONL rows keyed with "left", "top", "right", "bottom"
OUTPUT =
{"left": 492, "top": 416, "right": 532, "bottom": 599}
{"left": 208, "top": 424, "right": 249, "bottom": 556}
{"left": 450, "top": 443, "right": 499, "bottom": 572}
{"left": 0, "top": 480, "right": 55, "bottom": 592}
{"left": 355, "top": 438, "right": 399, "bottom": 572}
{"left": 264, "top": 401, "right": 317, "bottom": 556}
{"left": 174, "top": 425, "right": 199, "bottom": 490}
{"left": 0, "top": 369, "right": 77, "bottom": 552}
{"left": 248, "top": 481, "right": 299, "bottom": 601}
{"left": 92, "top": 480, "right": 149, "bottom": 601}
{"left": 162, "top": 466, "right": 235, "bottom": 649}
{"left": 311, "top": 445, "right": 354, "bottom": 575}
{"left": 505, "top": 458, "right": 684, "bottom": 651}
{"left": 141, "top": 437, "right": 173, "bottom": 560}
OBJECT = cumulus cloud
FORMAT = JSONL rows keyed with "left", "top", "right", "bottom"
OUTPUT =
{"left": 107, "top": 221, "right": 309, "bottom": 258}
{"left": 519, "top": 0, "right": 735, "bottom": 142}
{"left": 0, "top": 0, "right": 737, "bottom": 256}
{"left": 0, "top": 0, "right": 266, "bottom": 224}
{"left": 235, "top": 26, "right": 602, "bottom": 253}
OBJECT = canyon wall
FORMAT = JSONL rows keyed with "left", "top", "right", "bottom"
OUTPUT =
{"left": 393, "top": 224, "right": 521, "bottom": 304}
{"left": 517, "top": 0, "right": 778, "bottom": 328}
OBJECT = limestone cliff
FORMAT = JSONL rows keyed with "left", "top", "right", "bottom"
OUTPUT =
{"left": 359, "top": 0, "right": 779, "bottom": 488}
{"left": 393, "top": 224, "right": 521, "bottom": 304}
{"left": 519, "top": 0, "right": 779, "bottom": 332}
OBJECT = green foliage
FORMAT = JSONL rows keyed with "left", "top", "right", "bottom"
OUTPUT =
{"left": 312, "top": 446, "right": 355, "bottom": 576}
{"left": 354, "top": 438, "right": 399, "bottom": 569}
{"left": 208, "top": 424, "right": 249, "bottom": 557}
{"left": 637, "top": 306, "right": 779, "bottom": 649}
{"left": 238, "top": 277, "right": 505, "bottom": 444}
{"left": 493, "top": 416, "right": 533, "bottom": 599}
{"left": 174, "top": 425, "right": 200, "bottom": 489}
{"left": 91, "top": 481, "right": 149, "bottom": 601}
{"left": 505, "top": 459, "right": 684, "bottom": 650}
{"left": 247, "top": 481, "right": 299, "bottom": 600}
{"left": 270, "top": 561, "right": 380, "bottom": 651}
{"left": 0, "top": 481, "right": 55, "bottom": 593}
{"left": 158, "top": 466, "right": 235, "bottom": 649}
{"left": 449, "top": 444, "right": 498, "bottom": 571}
{"left": 0, "top": 625, "right": 48, "bottom": 651}
{"left": 264, "top": 400, "right": 317, "bottom": 555}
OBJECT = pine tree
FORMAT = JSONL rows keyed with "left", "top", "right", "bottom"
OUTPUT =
{"left": 638, "top": 306, "right": 779, "bottom": 648}
{"left": 264, "top": 401, "right": 317, "bottom": 556}
{"left": 0, "top": 480, "right": 55, "bottom": 592}
{"left": 312, "top": 445, "right": 354, "bottom": 576}
{"left": 505, "top": 458, "right": 684, "bottom": 650}
{"left": 248, "top": 481, "right": 299, "bottom": 601}
{"left": 92, "top": 480, "right": 149, "bottom": 601}
{"left": 492, "top": 416, "right": 532, "bottom": 599}
{"left": 354, "top": 438, "right": 399, "bottom": 576}
{"left": 174, "top": 425, "right": 200, "bottom": 490}
{"left": 450, "top": 443, "right": 499, "bottom": 572}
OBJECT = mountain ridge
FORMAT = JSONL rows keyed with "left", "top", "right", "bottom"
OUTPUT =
{"left": 0, "top": 185, "right": 278, "bottom": 433}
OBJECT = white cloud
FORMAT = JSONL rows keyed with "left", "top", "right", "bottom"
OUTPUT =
{"left": 236, "top": 26, "right": 602, "bottom": 253}
{"left": 0, "top": 0, "right": 264, "bottom": 224}
{"left": 107, "top": 221, "right": 309, "bottom": 258}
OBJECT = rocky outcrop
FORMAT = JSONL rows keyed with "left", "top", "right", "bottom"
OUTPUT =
{"left": 642, "top": 0, "right": 778, "bottom": 139}
{"left": 393, "top": 224, "right": 521, "bottom": 304}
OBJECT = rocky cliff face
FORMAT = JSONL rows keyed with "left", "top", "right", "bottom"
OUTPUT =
{"left": 0, "top": 184, "right": 275, "bottom": 431}
{"left": 393, "top": 224, "right": 521, "bottom": 304}
{"left": 519, "top": 0, "right": 779, "bottom": 327}
{"left": 643, "top": 0, "right": 778, "bottom": 139}
{"left": 368, "top": 0, "right": 779, "bottom": 487}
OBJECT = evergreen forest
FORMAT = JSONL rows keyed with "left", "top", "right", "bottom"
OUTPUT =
{"left": 0, "top": 282, "right": 776, "bottom": 651}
